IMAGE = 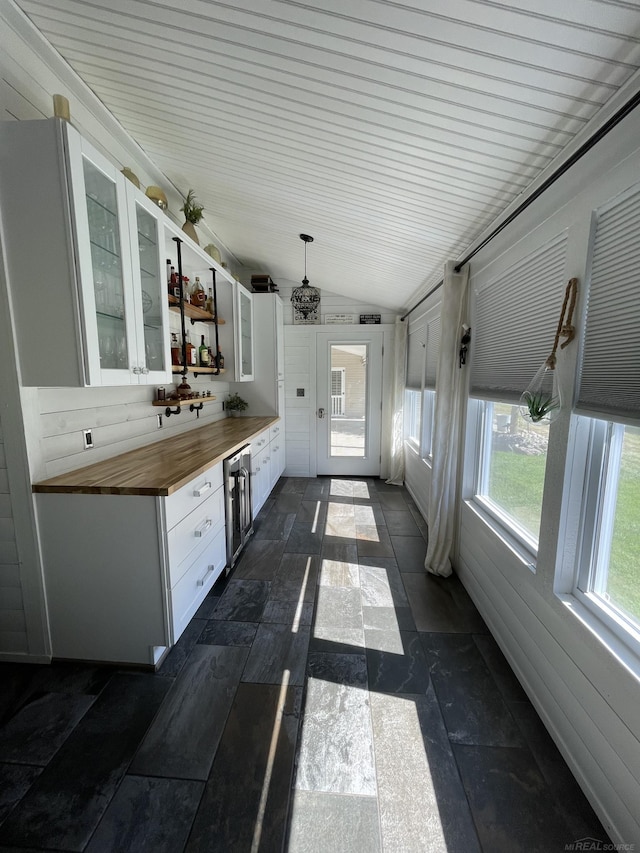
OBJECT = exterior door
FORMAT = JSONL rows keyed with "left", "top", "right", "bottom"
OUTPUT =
{"left": 316, "top": 331, "right": 383, "bottom": 476}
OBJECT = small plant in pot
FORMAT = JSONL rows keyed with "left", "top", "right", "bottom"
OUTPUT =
{"left": 180, "top": 190, "right": 204, "bottom": 243}
{"left": 225, "top": 393, "right": 248, "bottom": 417}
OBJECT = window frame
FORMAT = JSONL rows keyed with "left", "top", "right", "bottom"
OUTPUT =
{"left": 469, "top": 398, "right": 544, "bottom": 567}
{"left": 404, "top": 388, "right": 422, "bottom": 451}
{"left": 571, "top": 416, "right": 640, "bottom": 652}
{"left": 420, "top": 388, "right": 436, "bottom": 462}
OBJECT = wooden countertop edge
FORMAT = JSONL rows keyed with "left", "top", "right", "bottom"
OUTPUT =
{"left": 33, "top": 416, "right": 280, "bottom": 497}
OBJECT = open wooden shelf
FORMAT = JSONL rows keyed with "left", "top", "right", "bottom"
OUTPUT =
{"left": 153, "top": 395, "right": 217, "bottom": 408}
{"left": 171, "top": 365, "right": 226, "bottom": 375}
{"left": 168, "top": 294, "right": 225, "bottom": 324}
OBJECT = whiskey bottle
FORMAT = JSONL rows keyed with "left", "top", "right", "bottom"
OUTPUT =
{"left": 199, "top": 335, "right": 210, "bottom": 366}
{"left": 185, "top": 331, "right": 197, "bottom": 366}
{"left": 217, "top": 345, "right": 225, "bottom": 370}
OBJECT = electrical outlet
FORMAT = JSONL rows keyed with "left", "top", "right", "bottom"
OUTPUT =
{"left": 157, "top": 414, "right": 163, "bottom": 428}
{"left": 297, "top": 388, "right": 305, "bottom": 397}
{"left": 83, "top": 429, "right": 94, "bottom": 449}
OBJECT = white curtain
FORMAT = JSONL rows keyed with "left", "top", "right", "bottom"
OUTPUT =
{"left": 425, "top": 261, "right": 470, "bottom": 576}
{"left": 386, "top": 316, "right": 407, "bottom": 485}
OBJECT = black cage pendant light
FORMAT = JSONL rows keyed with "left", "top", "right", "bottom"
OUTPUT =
{"left": 291, "top": 234, "right": 320, "bottom": 323}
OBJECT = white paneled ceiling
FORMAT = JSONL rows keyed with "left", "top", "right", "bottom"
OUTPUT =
{"left": 14, "top": 0, "right": 640, "bottom": 311}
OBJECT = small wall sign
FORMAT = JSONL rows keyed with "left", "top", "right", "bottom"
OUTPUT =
{"left": 325, "top": 313, "right": 356, "bottom": 324}
{"left": 359, "top": 314, "right": 381, "bottom": 324}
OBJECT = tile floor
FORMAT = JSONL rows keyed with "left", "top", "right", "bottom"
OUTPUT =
{"left": 0, "top": 477, "right": 610, "bottom": 852}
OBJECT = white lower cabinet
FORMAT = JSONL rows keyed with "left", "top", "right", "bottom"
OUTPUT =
{"left": 251, "top": 429, "right": 271, "bottom": 516}
{"left": 35, "top": 461, "right": 226, "bottom": 667}
{"left": 251, "top": 424, "right": 285, "bottom": 514}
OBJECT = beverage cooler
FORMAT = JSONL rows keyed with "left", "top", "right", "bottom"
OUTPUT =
{"left": 223, "top": 444, "right": 253, "bottom": 569}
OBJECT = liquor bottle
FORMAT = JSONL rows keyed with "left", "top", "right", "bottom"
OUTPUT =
{"left": 199, "top": 335, "right": 210, "bottom": 366}
{"left": 191, "top": 276, "right": 207, "bottom": 308}
{"left": 185, "top": 331, "right": 197, "bottom": 366}
{"left": 170, "top": 333, "right": 181, "bottom": 366}
{"left": 205, "top": 287, "right": 214, "bottom": 315}
{"left": 208, "top": 346, "right": 215, "bottom": 367}
{"left": 169, "top": 267, "right": 179, "bottom": 298}
{"left": 217, "top": 345, "right": 225, "bottom": 370}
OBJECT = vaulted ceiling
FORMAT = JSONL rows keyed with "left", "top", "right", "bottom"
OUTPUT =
{"left": 14, "top": 0, "right": 640, "bottom": 311}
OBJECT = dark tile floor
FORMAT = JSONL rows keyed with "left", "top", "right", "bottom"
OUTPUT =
{"left": 0, "top": 477, "right": 610, "bottom": 852}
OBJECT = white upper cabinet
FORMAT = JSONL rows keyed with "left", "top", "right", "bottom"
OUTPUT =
{"left": 235, "top": 282, "right": 254, "bottom": 382}
{"left": 231, "top": 293, "right": 284, "bottom": 415}
{"left": 0, "top": 118, "right": 171, "bottom": 386}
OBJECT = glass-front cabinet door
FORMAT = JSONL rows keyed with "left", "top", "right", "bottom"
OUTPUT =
{"left": 127, "top": 188, "right": 171, "bottom": 382}
{"left": 235, "top": 282, "right": 254, "bottom": 381}
{"left": 66, "top": 131, "right": 137, "bottom": 385}
{"left": 66, "top": 129, "right": 170, "bottom": 385}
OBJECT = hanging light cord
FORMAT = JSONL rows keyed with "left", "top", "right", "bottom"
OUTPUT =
{"left": 546, "top": 277, "right": 579, "bottom": 369}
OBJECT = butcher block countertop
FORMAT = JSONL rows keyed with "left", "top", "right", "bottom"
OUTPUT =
{"left": 33, "top": 416, "right": 279, "bottom": 497}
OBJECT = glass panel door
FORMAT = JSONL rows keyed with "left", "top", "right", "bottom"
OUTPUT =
{"left": 330, "top": 346, "right": 366, "bottom": 458}
{"left": 316, "top": 332, "right": 383, "bottom": 476}
{"left": 238, "top": 286, "right": 253, "bottom": 379}
{"left": 135, "top": 202, "right": 166, "bottom": 373}
{"left": 83, "top": 157, "right": 129, "bottom": 372}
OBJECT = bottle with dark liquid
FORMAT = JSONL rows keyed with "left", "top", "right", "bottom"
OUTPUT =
{"left": 217, "top": 346, "right": 224, "bottom": 370}
{"left": 199, "top": 335, "right": 210, "bottom": 366}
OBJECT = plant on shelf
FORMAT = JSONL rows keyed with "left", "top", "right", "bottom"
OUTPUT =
{"left": 180, "top": 190, "right": 204, "bottom": 244}
{"left": 225, "top": 392, "right": 248, "bottom": 416}
{"left": 181, "top": 190, "right": 204, "bottom": 224}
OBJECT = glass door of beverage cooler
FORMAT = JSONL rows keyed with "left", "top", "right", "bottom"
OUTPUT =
{"left": 79, "top": 148, "right": 137, "bottom": 384}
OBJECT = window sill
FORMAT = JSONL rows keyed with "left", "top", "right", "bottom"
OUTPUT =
{"left": 464, "top": 498, "right": 537, "bottom": 574}
{"left": 557, "top": 592, "right": 640, "bottom": 681}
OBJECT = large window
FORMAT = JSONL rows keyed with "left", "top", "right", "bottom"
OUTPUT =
{"left": 575, "top": 419, "right": 640, "bottom": 641}
{"left": 421, "top": 390, "right": 436, "bottom": 461}
{"left": 475, "top": 400, "right": 550, "bottom": 552}
{"left": 404, "top": 389, "right": 421, "bottom": 448}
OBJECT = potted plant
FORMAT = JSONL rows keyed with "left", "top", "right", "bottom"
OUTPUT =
{"left": 180, "top": 190, "right": 204, "bottom": 244}
{"left": 225, "top": 392, "right": 248, "bottom": 417}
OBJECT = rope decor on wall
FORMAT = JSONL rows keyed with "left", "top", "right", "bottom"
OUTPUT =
{"left": 519, "top": 277, "right": 579, "bottom": 423}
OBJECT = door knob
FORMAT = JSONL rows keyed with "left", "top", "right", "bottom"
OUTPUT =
{"left": 317, "top": 407, "right": 325, "bottom": 419}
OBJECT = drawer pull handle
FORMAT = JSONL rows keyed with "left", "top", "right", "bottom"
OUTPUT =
{"left": 193, "top": 481, "right": 212, "bottom": 497}
{"left": 194, "top": 518, "right": 212, "bottom": 537}
{"left": 197, "top": 565, "right": 214, "bottom": 586}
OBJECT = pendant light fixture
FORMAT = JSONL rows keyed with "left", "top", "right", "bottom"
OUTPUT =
{"left": 291, "top": 234, "right": 320, "bottom": 323}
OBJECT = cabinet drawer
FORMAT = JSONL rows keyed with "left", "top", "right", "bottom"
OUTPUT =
{"left": 167, "top": 486, "right": 224, "bottom": 587}
{"left": 251, "top": 429, "right": 270, "bottom": 453}
{"left": 269, "top": 422, "right": 282, "bottom": 441}
{"left": 171, "top": 528, "right": 226, "bottom": 642}
{"left": 165, "top": 461, "right": 223, "bottom": 530}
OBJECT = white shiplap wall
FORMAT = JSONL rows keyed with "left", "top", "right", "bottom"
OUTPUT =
{"left": 451, "top": 107, "right": 640, "bottom": 845}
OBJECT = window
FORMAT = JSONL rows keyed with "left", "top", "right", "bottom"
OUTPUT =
{"left": 575, "top": 418, "right": 640, "bottom": 642}
{"left": 421, "top": 389, "right": 436, "bottom": 460}
{"left": 404, "top": 389, "right": 421, "bottom": 448}
{"left": 474, "top": 400, "right": 550, "bottom": 552}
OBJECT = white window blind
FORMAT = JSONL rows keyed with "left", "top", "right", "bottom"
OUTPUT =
{"left": 406, "top": 321, "right": 425, "bottom": 390}
{"left": 576, "top": 184, "right": 640, "bottom": 421}
{"left": 424, "top": 312, "right": 441, "bottom": 390}
{"left": 470, "top": 233, "right": 568, "bottom": 402}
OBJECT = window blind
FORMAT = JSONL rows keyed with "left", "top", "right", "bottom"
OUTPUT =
{"left": 576, "top": 184, "right": 640, "bottom": 421}
{"left": 424, "top": 312, "right": 441, "bottom": 390}
{"left": 470, "top": 233, "right": 568, "bottom": 402}
{"left": 406, "top": 321, "right": 425, "bottom": 390}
